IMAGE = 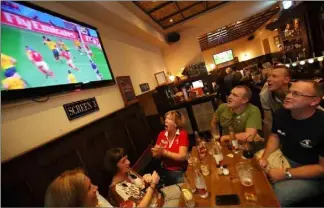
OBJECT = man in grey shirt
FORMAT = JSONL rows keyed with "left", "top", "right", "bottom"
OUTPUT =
{"left": 259, "top": 65, "right": 291, "bottom": 139}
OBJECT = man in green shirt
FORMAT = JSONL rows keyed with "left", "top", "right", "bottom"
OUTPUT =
{"left": 211, "top": 85, "right": 262, "bottom": 142}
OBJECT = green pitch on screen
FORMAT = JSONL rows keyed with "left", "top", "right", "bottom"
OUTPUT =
{"left": 1, "top": 25, "right": 112, "bottom": 89}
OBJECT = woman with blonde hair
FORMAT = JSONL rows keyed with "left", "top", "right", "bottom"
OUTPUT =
{"left": 151, "top": 110, "right": 189, "bottom": 185}
{"left": 45, "top": 169, "right": 112, "bottom": 207}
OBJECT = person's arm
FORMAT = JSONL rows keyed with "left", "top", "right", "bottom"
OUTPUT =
{"left": 221, "top": 128, "right": 257, "bottom": 142}
{"left": 263, "top": 110, "right": 273, "bottom": 140}
{"left": 262, "top": 133, "right": 280, "bottom": 160}
{"left": 260, "top": 92, "right": 272, "bottom": 140}
{"left": 137, "top": 185, "right": 155, "bottom": 208}
{"left": 137, "top": 171, "right": 159, "bottom": 208}
{"left": 288, "top": 156, "right": 324, "bottom": 179}
{"left": 211, "top": 104, "right": 225, "bottom": 133}
{"left": 163, "top": 146, "right": 188, "bottom": 161}
{"left": 210, "top": 114, "right": 218, "bottom": 133}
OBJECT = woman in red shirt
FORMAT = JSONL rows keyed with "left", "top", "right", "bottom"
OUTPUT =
{"left": 151, "top": 110, "right": 189, "bottom": 185}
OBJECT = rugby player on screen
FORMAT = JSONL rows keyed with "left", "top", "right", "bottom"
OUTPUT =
{"left": 43, "top": 36, "right": 60, "bottom": 62}
{"left": 25, "top": 46, "right": 54, "bottom": 78}
{"left": 60, "top": 49, "right": 79, "bottom": 71}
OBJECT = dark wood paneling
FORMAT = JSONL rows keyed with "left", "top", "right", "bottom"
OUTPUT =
{"left": 1, "top": 103, "right": 153, "bottom": 207}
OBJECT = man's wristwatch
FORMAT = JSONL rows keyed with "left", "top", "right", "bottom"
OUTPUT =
{"left": 285, "top": 169, "right": 292, "bottom": 179}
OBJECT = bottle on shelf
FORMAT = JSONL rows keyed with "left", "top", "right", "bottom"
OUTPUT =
{"left": 194, "top": 168, "right": 209, "bottom": 198}
{"left": 229, "top": 125, "right": 239, "bottom": 153}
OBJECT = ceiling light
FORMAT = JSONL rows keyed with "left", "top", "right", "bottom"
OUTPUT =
{"left": 308, "top": 59, "right": 314, "bottom": 64}
{"left": 318, "top": 57, "right": 324, "bottom": 62}
{"left": 236, "top": 21, "right": 241, "bottom": 24}
{"left": 274, "top": 28, "right": 278, "bottom": 31}
{"left": 169, "top": 19, "right": 173, "bottom": 23}
{"left": 292, "top": 63, "right": 297, "bottom": 67}
{"left": 300, "top": 61, "right": 305, "bottom": 65}
{"left": 282, "top": 1, "right": 293, "bottom": 10}
{"left": 169, "top": 75, "right": 175, "bottom": 82}
{"left": 285, "top": 64, "right": 290, "bottom": 67}
{"left": 209, "top": 64, "right": 216, "bottom": 69}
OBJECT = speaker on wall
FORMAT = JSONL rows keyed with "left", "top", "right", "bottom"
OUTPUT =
{"left": 166, "top": 32, "right": 180, "bottom": 43}
{"left": 248, "top": 34, "right": 255, "bottom": 41}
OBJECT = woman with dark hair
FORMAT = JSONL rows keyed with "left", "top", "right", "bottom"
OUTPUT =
{"left": 151, "top": 110, "right": 189, "bottom": 185}
{"left": 104, "top": 148, "right": 181, "bottom": 208}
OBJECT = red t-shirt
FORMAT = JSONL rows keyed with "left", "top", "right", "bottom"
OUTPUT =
{"left": 156, "top": 129, "right": 189, "bottom": 171}
{"left": 60, "top": 51, "right": 71, "bottom": 60}
{"left": 31, "top": 51, "right": 43, "bottom": 62}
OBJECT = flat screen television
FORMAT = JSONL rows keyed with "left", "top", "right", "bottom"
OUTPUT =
{"left": 1, "top": 1, "right": 115, "bottom": 101}
{"left": 213, "top": 50, "right": 234, "bottom": 65}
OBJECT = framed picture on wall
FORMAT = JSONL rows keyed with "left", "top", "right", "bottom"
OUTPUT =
{"left": 139, "top": 83, "right": 150, "bottom": 93}
{"left": 116, "top": 76, "right": 138, "bottom": 106}
{"left": 274, "top": 35, "right": 280, "bottom": 45}
{"left": 154, "top": 71, "right": 167, "bottom": 85}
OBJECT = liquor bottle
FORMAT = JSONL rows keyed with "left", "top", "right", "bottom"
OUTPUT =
{"left": 194, "top": 169, "right": 209, "bottom": 198}
{"left": 229, "top": 125, "right": 239, "bottom": 153}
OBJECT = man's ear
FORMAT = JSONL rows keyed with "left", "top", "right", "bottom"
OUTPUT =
{"left": 284, "top": 76, "right": 291, "bottom": 84}
{"left": 310, "top": 97, "right": 321, "bottom": 107}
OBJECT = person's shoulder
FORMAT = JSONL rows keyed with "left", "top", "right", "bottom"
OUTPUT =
{"left": 314, "top": 109, "right": 324, "bottom": 120}
{"left": 179, "top": 129, "right": 188, "bottom": 135}
{"left": 247, "top": 103, "right": 261, "bottom": 112}
{"left": 218, "top": 103, "right": 228, "bottom": 109}
{"left": 259, "top": 84, "right": 271, "bottom": 97}
{"left": 158, "top": 130, "right": 167, "bottom": 137}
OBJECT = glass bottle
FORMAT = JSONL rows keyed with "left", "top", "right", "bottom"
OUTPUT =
{"left": 213, "top": 141, "right": 224, "bottom": 165}
{"left": 195, "top": 131, "right": 207, "bottom": 160}
{"left": 194, "top": 168, "right": 209, "bottom": 198}
{"left": 229, "top": 125, "right": 239, "bottom": 153}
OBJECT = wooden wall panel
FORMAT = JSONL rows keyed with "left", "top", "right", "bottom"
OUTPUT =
{"left": 1, "top": 103, "right": 153, "bottom": 207}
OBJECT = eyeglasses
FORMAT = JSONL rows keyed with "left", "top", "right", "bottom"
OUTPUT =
{"left": 287, "top": 90, "right": 318, "bottom": 98}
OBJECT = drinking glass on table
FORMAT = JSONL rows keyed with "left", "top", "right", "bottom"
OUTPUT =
{"left": 236, "top": 162, "right": 257, "bottom": 202}
{"left": 187, "top": 152, "right": 198, "bottom": 167}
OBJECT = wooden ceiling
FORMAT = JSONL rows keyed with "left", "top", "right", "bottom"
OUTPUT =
{"left": 133, "top": 1, "right": 227, "bottom": 29}
{"left": 198, "top": 5, "right": 280, "bottom": 51}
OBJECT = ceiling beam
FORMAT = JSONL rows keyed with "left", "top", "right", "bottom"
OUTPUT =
{"left": 158, "top": 1, "right": 202, "bottom": 22}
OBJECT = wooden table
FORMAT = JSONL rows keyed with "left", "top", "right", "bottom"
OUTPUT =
{"left": 180, "top": 145, "right": 280, "bottom": 207}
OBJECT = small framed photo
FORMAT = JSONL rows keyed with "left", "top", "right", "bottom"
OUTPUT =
{"left": 116, "top": 76, "right": 138, "bottom": 106}
{"left": 274, "top": 35, "right": 280, "bottom": 45}
{"left": 139, "top": 83, "right": 150, "bottom": 93}
{"left": 154, "top": 71, "right": 167, "bottom": 85}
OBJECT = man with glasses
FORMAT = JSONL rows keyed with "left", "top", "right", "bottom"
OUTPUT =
{"left": 211, "top": 85, "right": 262, "bottom": 143}
{"left": 259, "top": 65, "right": 291, "bottom": 140}
{"left": 259, "top": 80, "right": 324, "bottom": 206}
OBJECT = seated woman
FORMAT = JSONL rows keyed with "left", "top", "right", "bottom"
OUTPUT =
{"left": 151, "top": 110, "right": 189, "bottom": 185}
{"left": 105, "top": 148, "right": 181, "bottom": 208}
{"left": 45, "top": 169, "right": 112, "bottom": 207}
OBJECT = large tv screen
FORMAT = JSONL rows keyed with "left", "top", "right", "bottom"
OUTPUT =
{"left": 213, "top": 50, "right": 234, "bottom": 65}
{"left": 1, "top": 1, "right": 115, "bottom": 101}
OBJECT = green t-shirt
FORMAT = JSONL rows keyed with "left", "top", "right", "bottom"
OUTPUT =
{"left": 213, "top": 103, "right": 262, "bottom": 135}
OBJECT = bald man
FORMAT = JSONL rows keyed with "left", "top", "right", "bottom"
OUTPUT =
{"left": 260, "top": 65, "right": 291, "bottom": 139}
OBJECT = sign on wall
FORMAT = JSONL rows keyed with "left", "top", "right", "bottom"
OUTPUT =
{"left": 63, "top": 97, "right": 99, "bottom": 121}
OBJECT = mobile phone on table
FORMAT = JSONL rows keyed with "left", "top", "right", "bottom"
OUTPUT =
{"left": 215, "top": 194, "right": 240, "bottom": 205}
